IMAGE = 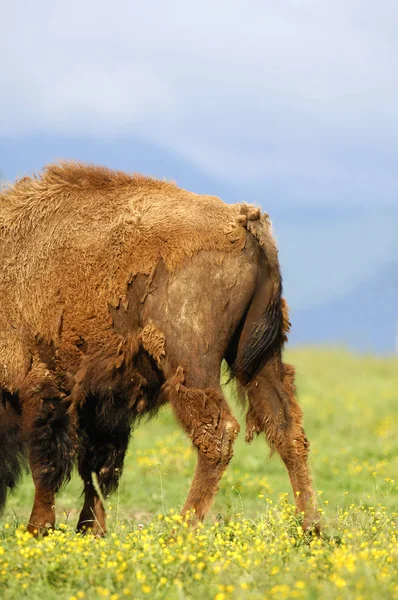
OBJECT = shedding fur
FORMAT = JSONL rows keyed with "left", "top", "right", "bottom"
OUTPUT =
{"left": 141, "top": 324, "right": 166, "bottom": 365}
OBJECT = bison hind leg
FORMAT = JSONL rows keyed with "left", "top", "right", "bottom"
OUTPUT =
{"left": 163, "top": 368, "right": 240, "bottom": 523}
{"left": 242, "top": 361, "right": 320, "bottom": 532}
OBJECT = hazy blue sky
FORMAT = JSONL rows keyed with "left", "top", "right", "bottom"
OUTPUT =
{"left": 1, "top": 2, "right": 397, "bottom": 351}
{"left": 2, "top": 0, "right": 398, "bottom": 207}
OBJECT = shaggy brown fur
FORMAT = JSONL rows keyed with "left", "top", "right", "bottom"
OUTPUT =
{"left": 0, "top": 162, "right": 319, "bottom": 535}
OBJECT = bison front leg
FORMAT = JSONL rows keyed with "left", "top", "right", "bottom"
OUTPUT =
{"left": 76, "top": 410, "right": 131, "bottom": 536}
{"left": 164, "top": 368, "right": 239, "bottom": 523}
{"left": 21, "top": 363, "right": 77, "bottom": 536}
{"left": 243, "top": 361, "right": 320, "bottom": 532}
{"left": 28, "top": 470, "right": 56, "bottom": 537}
{"left": 76, "top": 471, "right": 107, "bottom": 537}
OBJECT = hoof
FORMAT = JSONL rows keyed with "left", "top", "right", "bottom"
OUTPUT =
{"left": 27, "top": 522, "right": 54, "bottom": 537}
{"left": 77, "top": 520, "right": 106, "bottom": 537}
{"left": 303, "top": 515, "right": 322, "bottom": 536}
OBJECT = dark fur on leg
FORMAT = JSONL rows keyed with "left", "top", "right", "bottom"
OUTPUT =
{"left": 77, "top": 394, "right": 133, "bottom": 497}
{"left": 78, "top": 426, "right": 131, "bottom": 497}
{"left": 0, "top": 390, "right": 26, "bottom": 513}
{"left": 24, "top": 380, "right": 77, "bottom": 493}
{"left": 76, "top": 395, "right": 134, "bottom": 535}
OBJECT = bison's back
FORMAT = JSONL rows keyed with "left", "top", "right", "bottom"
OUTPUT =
{"left": 0, "top": 162, "right": 248, "bottom": 390}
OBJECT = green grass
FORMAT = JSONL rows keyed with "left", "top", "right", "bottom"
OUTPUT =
{"left": 0, "top": 348, "right": 397, "bottom": 599}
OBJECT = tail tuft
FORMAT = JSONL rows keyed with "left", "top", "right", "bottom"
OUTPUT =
{"left": 232, "top": 208, "right": 289, "bottom": 383}
{"left": 232, "top": 290, "right": 286, "bottom": 383}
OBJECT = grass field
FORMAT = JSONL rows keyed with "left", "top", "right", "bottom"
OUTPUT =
{"left": 0, "top": 349, "right": 397, "bottom": 599}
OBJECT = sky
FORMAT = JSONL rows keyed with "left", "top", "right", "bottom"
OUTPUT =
{"left": 1, "top": 0, "right": 398, "bottom": 207}
{"left": 1, "top": 1, "right": 397, "bottom": 350}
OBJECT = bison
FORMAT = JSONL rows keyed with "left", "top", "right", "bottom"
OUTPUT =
{"left": 0, "top": 162, "right": 319, "bottom": 535}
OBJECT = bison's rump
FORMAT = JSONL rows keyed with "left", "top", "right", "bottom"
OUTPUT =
{"left": 0, "top": 162, "right": 252, "bottom": 389}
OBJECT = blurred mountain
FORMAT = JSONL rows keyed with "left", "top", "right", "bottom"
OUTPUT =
{"left": 1, "top": 134, "right": 397, "bottom": 353}
{"left": 290, "top": 263, "right": 398, "bottom": 354}
{"left": 2, "top": 134, "right": 391, "bottom": 224}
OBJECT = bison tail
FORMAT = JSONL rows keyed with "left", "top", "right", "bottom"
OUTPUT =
{"left": 0, "top": 397, "right": 26, "bottom": 514}
{"left": 232, "top": 207, "right": 289, "bottom": 383}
